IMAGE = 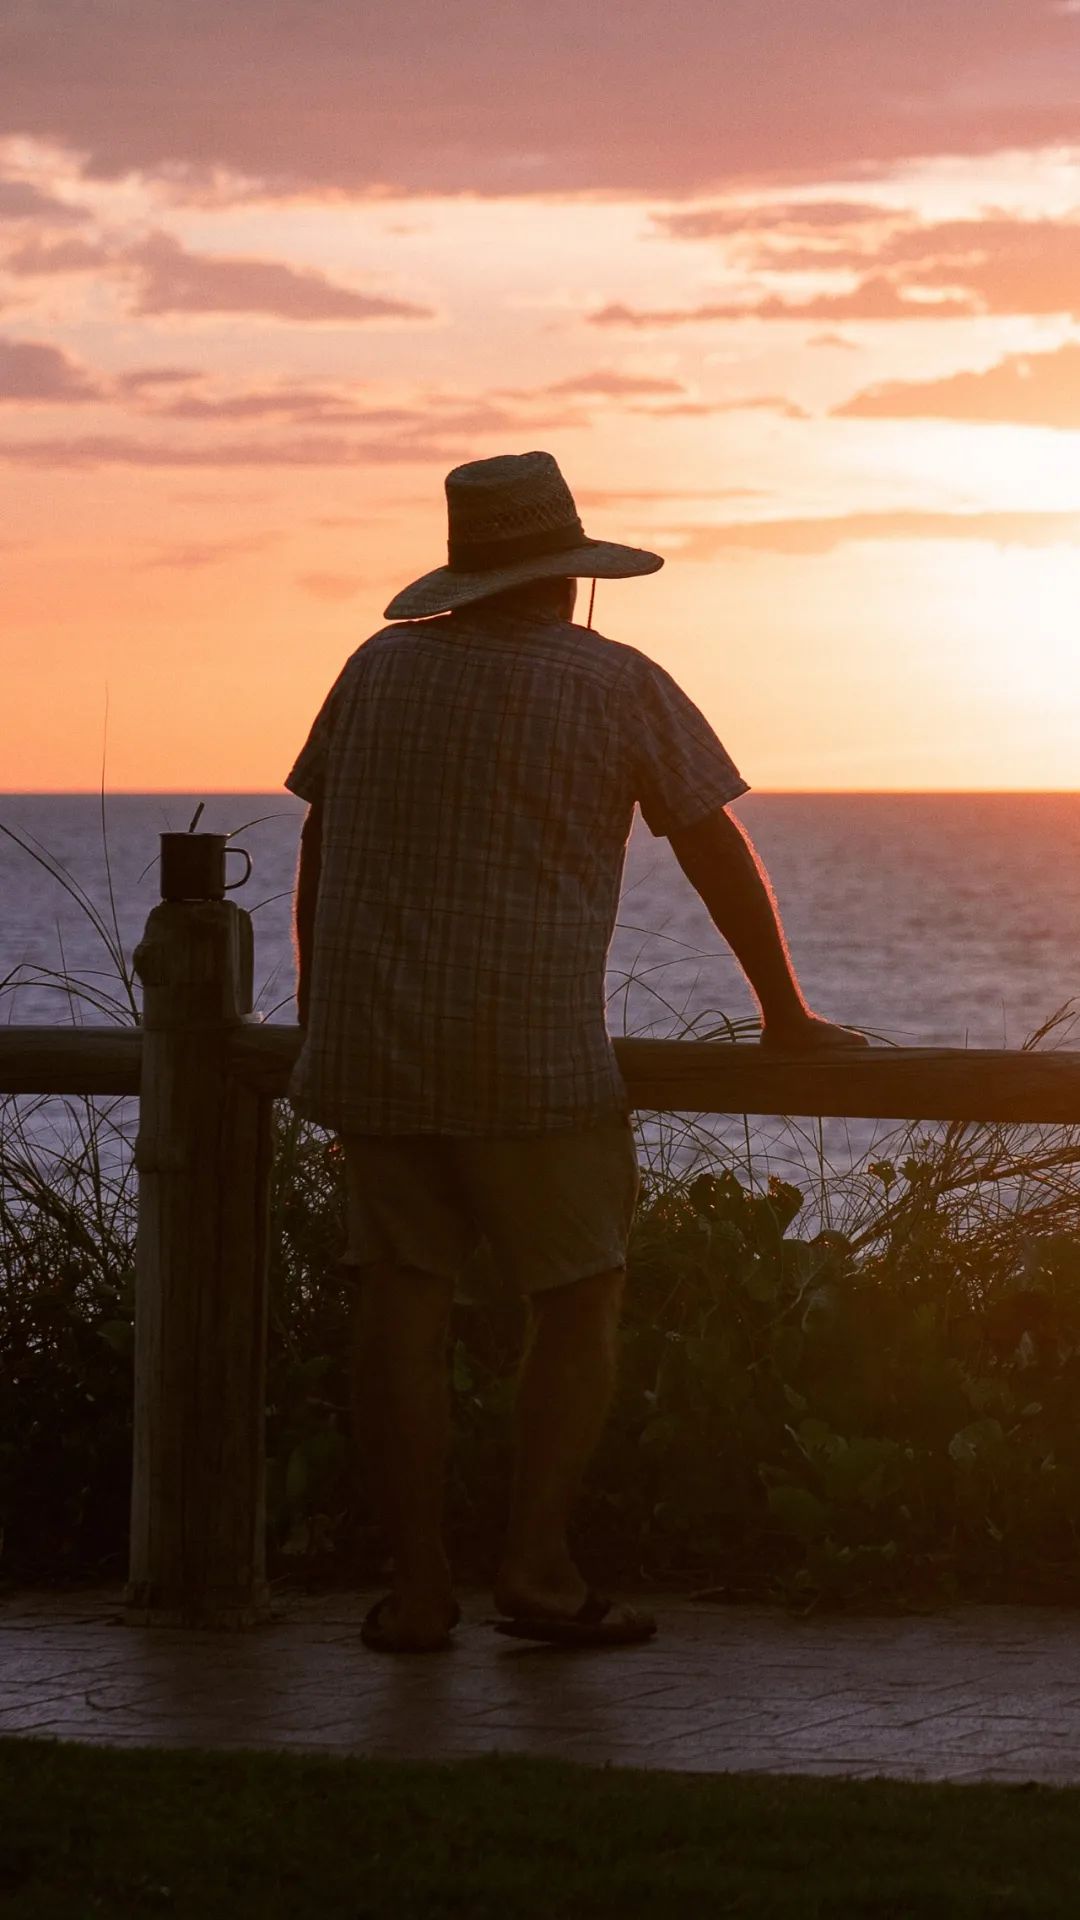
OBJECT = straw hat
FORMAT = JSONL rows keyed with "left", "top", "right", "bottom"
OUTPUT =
{"left": 383, "top": 450, "right": 663, "bottom": 620}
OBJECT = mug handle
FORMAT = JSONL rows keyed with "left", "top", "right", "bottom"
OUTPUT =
{"left": 224, "top": 845, "right": 253, "bottom": 891}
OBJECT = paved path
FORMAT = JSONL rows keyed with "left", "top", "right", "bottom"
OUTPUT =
{"left": 3, "top": 1588, "right": 1080, "bottom": 1784}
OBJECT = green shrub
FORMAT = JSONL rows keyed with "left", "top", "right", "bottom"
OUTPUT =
{"left": 6, "top": 814, "right": 1080, "bottom": 1603}
{"left": 0, "top": 1096, "right": 135, "bottom": 1577}
{"left": 8, "top": 1087, "right": 1080, "bottom": 1607}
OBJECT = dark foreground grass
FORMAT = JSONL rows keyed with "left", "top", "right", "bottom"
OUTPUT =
{"left": 3, "top": 1740, "right": 1080, "bottom": 1919}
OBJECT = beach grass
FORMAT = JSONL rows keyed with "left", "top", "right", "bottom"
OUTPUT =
{"left": 8, "top": 813, "right": 1080, "bottom": 1603}
{"left": 4, "top": 1737, "right": 1080, "bottom": 1919}
{"left": 9, "top": 1059, "right": 1080, "bottom": 1606}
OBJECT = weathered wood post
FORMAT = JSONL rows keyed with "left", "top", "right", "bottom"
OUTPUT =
{"left": 127, "top": 879, "right": 272, "bottom": 1627}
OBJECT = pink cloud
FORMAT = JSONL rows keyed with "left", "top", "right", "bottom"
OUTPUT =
{"left": 590, "top": 280, "right": 977, "bottom": 326}
{"left": 143, "top": 388, "right": 561, "bottom": 436}
{"left": 139, "top": 534, "right": 279, "bottom": 568}
{"left": 652, "top": 200, "right": 897, "bottom": 239}
{"left": 2, "top": 235, "right": 111, "bottom": 274}
{"left": 576, "top": 486, "right": 766, "bottom": 505}
{"left": 0, "top": 336, "right": 100, "bottom": 401}
{"left": 836, "top": 341, "right": 1080, "bottom": 427}
{"left": 544, "top": 370, "right": 687, "bottom": 397}
{"left": 0, "top": 433, "right": 455, "bottom": 467}
{"left": 3, "top": 2, "right": 1077, "bottom": 196}
{"left": 149, "top": 390, "right": 584, "bottom": 432}
{"left": 436, "top": 403, "right": 587, "bottom": 434}
{"left": 116, "top": 365, "right": 201, "bottom": 392}
{"left": 591, "top": 213, "right": 1080, "bottom": 327}
{"left": 886, "top": 219, "right": 1080, "bottom": 318}
{"left": 0, "top": 178, "right": 89, "bottom": 224}
{"left": 672, "top": 510, "right": 1080, "bottom": 557}
{"left": 2, "top": 226, "right": 435, "bottom": 326}
{"left": 125, "top": 232, "right": 433, "bottom": 322}
{"left": 152, "top": 387, "right": 373, "bottom": 423}
{"left": 630, "top": 395, "right": 807, "bottom": 417}
{"left": 297, "top": 572, "right": 367, "bottom": 601}
{"left": 747, "top": 214, "right": 1080, "bottom": 318}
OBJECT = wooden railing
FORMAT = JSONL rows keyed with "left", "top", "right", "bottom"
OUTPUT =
{"left": 10, "top": 1019, "right": 1080, "bottom": 1122}
{"left": 4, "top": 895, "right": 1080, "bottom": 1627}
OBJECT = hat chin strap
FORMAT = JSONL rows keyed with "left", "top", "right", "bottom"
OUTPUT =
{"left": 586, "top": 578, "right": 597, "bottom": 629}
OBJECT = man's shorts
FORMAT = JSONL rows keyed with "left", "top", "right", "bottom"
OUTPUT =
{"left": 342, "top": 1121, "right": 640, "bottom": 1297}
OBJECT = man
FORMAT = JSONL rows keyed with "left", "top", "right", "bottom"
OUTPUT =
{"left": 287, "top": 450, "right": 865, "bottom": 1654}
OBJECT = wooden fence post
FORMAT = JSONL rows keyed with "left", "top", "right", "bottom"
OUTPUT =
{"left": 126, "top": 899, "right": 272, "bottom": 1627}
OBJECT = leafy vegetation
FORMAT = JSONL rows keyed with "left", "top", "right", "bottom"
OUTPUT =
{"left": 7, "top": 811, "right": 1080, "bottom": 1603}
{"left": 8, "top": 1078, "right": 1080, "bottom": 1605}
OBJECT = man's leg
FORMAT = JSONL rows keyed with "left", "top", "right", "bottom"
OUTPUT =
{"left": 353, "top": 1263, "right": 458, "bottom": 1646}
{"left": 494, "top": 1265, "right": 625, "bottom": 1619}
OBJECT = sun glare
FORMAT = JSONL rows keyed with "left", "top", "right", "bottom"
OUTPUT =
{"left": 963, "top": 544, "right": 1080, "bottom": 707}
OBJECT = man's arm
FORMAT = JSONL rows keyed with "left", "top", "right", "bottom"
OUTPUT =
{"left": 295, "top": 800, "right": 323, "bottom": 1028}
{"left": 668, "top": 806, "right": 866, "bottom": 1049}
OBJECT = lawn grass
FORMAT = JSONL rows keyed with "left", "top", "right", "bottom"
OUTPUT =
{"left": 3, "top": 1739, "right": 1080, "bottom": 1918}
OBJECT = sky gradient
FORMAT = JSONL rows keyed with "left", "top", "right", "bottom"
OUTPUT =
{"left": 4, "top": 0, "right": 1080, "bottom": 789}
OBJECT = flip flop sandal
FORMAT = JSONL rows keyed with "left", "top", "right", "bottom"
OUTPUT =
{"left": 492, "top": 1590, "right": 657, "bottom": 1647}
{"left": 360, "top": 1592, "right": 462, "bottom": 1653}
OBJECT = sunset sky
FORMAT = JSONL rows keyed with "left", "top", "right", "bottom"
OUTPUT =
{"left": 4, "top": 1, "right": 1080, "bottom": 790}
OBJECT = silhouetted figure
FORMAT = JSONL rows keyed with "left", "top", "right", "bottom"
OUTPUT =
{"left": 287, "top": 451, "right": 864, "bottom": 1652}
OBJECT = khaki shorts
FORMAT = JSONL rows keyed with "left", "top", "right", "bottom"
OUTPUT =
{"left": 342, "top": 1121, "right": 640, "bottom": 1296}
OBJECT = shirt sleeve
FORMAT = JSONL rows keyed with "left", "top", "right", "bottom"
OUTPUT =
{"left": 628, "top": 653, "right": 750, "bottom": 837}
{"left": 284, "top": 662, "right": 352, "bottom": 804}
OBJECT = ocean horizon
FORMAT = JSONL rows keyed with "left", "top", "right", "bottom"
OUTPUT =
{"left": 5, "top": 790, "right": 1080, "bottom": 1045}
{"left": 5, "top": 789, "right": 1080, "bottom": 798}
{"left": 6, "top": 789, "right": 1080, "bottom": 1195}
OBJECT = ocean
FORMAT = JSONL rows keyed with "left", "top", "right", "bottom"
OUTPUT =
{"left": 4, "top": 792, "right": 1080, "bottom": 1195}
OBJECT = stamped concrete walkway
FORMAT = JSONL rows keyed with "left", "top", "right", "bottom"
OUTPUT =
{"left": 3, "top": 1587, "right": 1080, "bottom": 1785}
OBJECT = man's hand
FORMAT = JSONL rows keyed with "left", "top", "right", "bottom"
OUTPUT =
{"left": 760, "top": 1011, "right": 868, "bottom": 1051}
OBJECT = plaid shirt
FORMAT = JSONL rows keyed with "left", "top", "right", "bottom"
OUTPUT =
{"left": 285, "top": 609, "right": 748, "bottom": 1135}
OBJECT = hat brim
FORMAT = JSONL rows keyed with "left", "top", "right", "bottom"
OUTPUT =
{"left": 383, "top": 538, "right": 663, "bottom": 621}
